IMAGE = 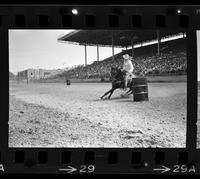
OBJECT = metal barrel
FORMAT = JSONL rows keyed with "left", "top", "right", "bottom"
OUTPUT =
{"left": 132, "top": 77, "right": 148, "bottom": 101}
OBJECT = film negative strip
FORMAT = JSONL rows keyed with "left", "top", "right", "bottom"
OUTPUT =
{"left": 0, "top": 4, "right": 199, "bottom": 174}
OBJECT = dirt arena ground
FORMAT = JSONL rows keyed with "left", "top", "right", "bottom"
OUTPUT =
{"left": 9, "top": 81, "right": 187, "bottom": 148}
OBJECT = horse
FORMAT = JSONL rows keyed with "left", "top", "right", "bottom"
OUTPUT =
{"left": 100, "top": 67, "right": 135, "bottom": 99}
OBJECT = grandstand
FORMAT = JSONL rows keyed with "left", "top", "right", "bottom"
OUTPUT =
{"left": 58, "top": 37, "right": 186, "bottom": 81}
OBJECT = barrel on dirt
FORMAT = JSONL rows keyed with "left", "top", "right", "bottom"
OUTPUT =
{"left": 132, "top": 77, "right": 148, "bottom": 101}
{"left": 66, "top": 79, "right": 71, "bottom": 85}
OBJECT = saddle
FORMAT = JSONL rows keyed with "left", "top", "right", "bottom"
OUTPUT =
{"left": 113, "top": 69, "right": 136, "bottom": 84}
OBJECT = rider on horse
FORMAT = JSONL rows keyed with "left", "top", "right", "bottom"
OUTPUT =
{"left": 122, "top": 54, "right": 135, "bottom": 90}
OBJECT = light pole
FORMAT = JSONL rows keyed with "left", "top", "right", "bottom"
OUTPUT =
{"left": 17, "top": 72, "right": 19, "bottom": 84}
{"left": 37, "top": 66, "right": 40, "bottom": 82}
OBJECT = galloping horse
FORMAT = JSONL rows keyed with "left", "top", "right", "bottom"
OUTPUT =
{"left": 100, "top": 67, "right": 136, "bottom": 99}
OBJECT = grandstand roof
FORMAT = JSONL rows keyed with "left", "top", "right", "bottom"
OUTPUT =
{"left": 58, "top": 30, "right": 183, "bottom": 48}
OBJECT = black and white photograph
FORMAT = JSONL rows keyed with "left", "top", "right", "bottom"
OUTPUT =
{"left": 9, "top": 30, "right": 187, "bottom": 148}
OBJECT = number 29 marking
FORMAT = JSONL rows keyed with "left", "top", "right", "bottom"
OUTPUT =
{"left": 79, "top": 165, "right": 95, "bottom": 173}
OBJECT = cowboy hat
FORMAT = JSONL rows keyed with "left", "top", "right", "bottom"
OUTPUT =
{"left": 123, "top": 54, "right": 132, "bottom": 60}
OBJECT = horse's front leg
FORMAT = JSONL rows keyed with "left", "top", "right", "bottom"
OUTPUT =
{"left": 100, "top": 88, "right": 113, "bottom": 99}
{"left": 125, "top": 87, "right": 134, "bottom": 96}
{"left": 125, "top": 88, "right": 132, "bottom": 95}
{"left": 129, "top": 91, "right": 133, "bottom": 95}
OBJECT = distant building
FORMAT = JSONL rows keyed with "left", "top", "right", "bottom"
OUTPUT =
{"left": 17, "top": 68, "right": 64, "bottom": 81}
{"left": 9, "top": 72, "right": 16, "bottom": 79}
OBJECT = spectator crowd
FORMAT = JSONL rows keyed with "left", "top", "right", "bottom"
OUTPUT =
{"left": 61, "top": 38, "right": 187, "bottom": 80}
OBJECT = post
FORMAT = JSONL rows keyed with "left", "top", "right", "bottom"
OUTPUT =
{"left": 112, "top": 32, "right": 114, "bottom": 61}
{"left": 97, "top": 44, "right": 99, "bottom": 61}
{"left": 34, "top": 69, "right": 35, "bottom": 81}
{"left": 17, "top": 72, "right": 19, "bottom": 84}
{"left": 85, "top": 44, "right": 87, "bottom": 66}
{"left": 157, "top": 30, "right": 160, "bottom": 57}
{"left": 39, "top": 69, "right": 41, "bottom": 82}
{"left": 26, "top": 70, "right": 28, "bottom": 84}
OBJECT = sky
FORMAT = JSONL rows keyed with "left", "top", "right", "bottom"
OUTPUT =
{"left": 9, "top": 30, "right": 123, "bottom": 75}
{"left": 198, "top": 31, "right": 200, "bottom": 81}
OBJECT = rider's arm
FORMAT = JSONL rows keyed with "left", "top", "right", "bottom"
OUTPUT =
{"left": 122, "top": 62, "right": 126, "bottom": 71}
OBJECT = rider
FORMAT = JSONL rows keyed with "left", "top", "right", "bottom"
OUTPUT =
{"left": 121, "top": 54, "right": 134, "bottom": 90}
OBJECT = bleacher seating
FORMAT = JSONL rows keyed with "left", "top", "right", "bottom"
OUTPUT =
{"left": 60, "top": 38, "right": 187, "bottom": 79}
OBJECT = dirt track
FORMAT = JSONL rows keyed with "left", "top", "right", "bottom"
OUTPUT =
{"left": 9, "top": 81, "right": 187, "bottom": 148}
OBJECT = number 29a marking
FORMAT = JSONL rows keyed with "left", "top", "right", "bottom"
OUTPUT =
{"left": 79, "top": 165, "right": 95, "bottom": 173}
{"left": 0, "top": 164, "right": 4, "bottom": 172}
{"left": 173, "top": 165, "right": 195, "bottom": 173}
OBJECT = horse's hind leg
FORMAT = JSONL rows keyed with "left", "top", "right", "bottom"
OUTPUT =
{"left": 100, "top": 89, "right": 112, "bottom": 99}
{"left": 108, "top": 89, "right": 115, "bottom": 99}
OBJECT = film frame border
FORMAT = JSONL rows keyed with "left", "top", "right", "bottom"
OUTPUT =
{"left": 0, "top": 5, "right": 199, "bottom": 174}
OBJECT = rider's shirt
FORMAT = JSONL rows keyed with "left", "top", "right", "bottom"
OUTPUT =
{"left": 123, "top": 59, "right": 134, "bottom": 73}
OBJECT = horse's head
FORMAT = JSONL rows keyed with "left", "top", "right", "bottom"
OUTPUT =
{"left": 110, "top": 67, "right": 118, "bottom": 76}
{"left": 110, "top": 67, "right": 124, "bottom": 81}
